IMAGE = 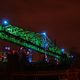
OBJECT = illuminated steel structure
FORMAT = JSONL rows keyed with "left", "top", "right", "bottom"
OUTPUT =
{"left": 0, "top": 24, "right": 62, "bottom": 58}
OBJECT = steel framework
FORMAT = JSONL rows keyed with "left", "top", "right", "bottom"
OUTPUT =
{"left": 0, "top": 25, "right": 62, "bottom": 59}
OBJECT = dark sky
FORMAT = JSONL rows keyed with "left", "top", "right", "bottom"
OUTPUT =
{"left": 0, "top": 0, "right": 80, "bottom": 52}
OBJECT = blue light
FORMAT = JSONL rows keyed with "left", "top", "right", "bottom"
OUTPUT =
{"left": 61, "top": 48, "right": 65, "bottom": 52}
{"left": 28, "top": 57, "right": 32, "bottom": 63}
{"left": 41, "top": 32, "right": 46, "bottom": 36}
{"left": 28, "top": 54, "right": 32, "bottom": 63}
{"left": 2, "top": 20, "right": 9, "bottom": 26}
{"left": 4, "top": 21, "right": 8, "bottom": 24}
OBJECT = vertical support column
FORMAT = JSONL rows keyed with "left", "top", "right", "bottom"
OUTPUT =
{"left": 28, "top": 49, "right": 32, "bottom": 63}
{"left": 41, "top": 32, "right": 49, "bottom": 62}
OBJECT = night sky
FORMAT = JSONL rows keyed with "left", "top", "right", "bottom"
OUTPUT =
{"left": 0, "top": 0, "right": 80, "bottom": 52}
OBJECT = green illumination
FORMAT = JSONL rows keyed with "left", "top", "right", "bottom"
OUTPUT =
{"left": 0, "top": 25, "right": 4, "bottom": 31}
{"left": 0, "top": 25, "right": 62, "bottom": 57}
{"left": 0, "top": 32, "right": 54, "bottom": 56}
{"left": 4, "top": 25, "right": 43, "bottom": 47}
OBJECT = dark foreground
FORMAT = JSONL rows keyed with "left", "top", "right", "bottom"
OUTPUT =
{"left": 0, "top": 62, "right": 80, "bottom": 80}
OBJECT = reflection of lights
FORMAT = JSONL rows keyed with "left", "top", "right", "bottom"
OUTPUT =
{"left": 28, "top": 49, "right": 32, "bottom": 52}
{"left": 55, "top": 58, "right": 58, "bottom": 61}
{"left": 45, "top": 55, "right": 49, "bottom": 62}
{"left": 29, "top": 57, "right": 32, "bottom": 63}
{"left": 69, "top": 55, "right": 74, "bottom": 58}
{"left": 3, "top": 52, "right": 7, "bottom": 62}
{"left": 56, "top": 62, "right": 59, "bottom": 65}
{"left": 55, "top": 55, "right": 59, "bottom": 58}
{"left": 45, "top": 54, "right": 47, "bottom": 58}
{"left": 27, "top": 51, "right": 30, "bottom": 55}
{"left": 45, "top": 58, "right": 48, "bottom": 62}
{"left": 28, "top": 54, "right": 32, "bottom": 63}
{"left": 27, "top": 49, "right": 32, "bottom": 63}
{"left": 71, "top": 55, "right": 74, "bottom": 58}
{"left": 5, "top": 46, "right": 10, "bottom": 50}
{"left": 54, "top": 57, "right": 60, "bottom": 65}
{"left": 20, "top": 47, "right": 23, "bottom": 50}
{"left": 12, "top": 50, "right": 16, "bottom": 54}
